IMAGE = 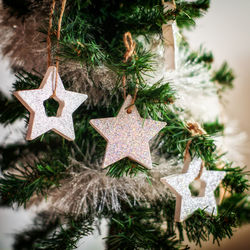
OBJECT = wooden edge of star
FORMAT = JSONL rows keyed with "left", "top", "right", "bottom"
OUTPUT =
{"left": 160, "top": 177, "right": 183, "bottom": 222}
{"left": 13, "top": 66, "right": 59, "bottom": 140}
{"left": 13, "top": 91, "right": 36, "bottom": 141}
{"left": 52, "top": 128, "right": 75, "bottom": 141}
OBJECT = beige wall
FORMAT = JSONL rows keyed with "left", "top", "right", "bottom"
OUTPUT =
{"left": 186, "top": 0, "right": 250, "bottom": 164}
{"left": 185, "top": 0, "right": 250, "bottom": 249}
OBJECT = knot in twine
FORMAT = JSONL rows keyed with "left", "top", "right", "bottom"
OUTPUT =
{"left": 47, "top": 0, "right": 67, "bottom": 98}
{"left": 123, "top": 32, "right": 137, "bottom": 63}
{"left": 186, "top": 122, "right": 206, "bottom": 137}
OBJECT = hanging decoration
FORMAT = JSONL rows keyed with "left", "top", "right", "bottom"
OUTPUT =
{"left": 90, "top": 94, "right": 166, "bottom": 168}
{"left": 14, "top": 0, "right": 87, "bottom": 141}
{"left": 161, "top": 132, "right": 226, "bottom": 222}
{"left": 90, "top": 32, "right": 166, "bottom": 168}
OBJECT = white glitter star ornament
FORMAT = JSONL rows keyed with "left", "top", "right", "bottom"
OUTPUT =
{"left": 90, "top": 95, "right": 166, "bottom": 169}
{"left": 14, "top": 66, "right": 88, "bottom": 140}
{"left": 161, "top": 157, "right": 226, "bottom": 222}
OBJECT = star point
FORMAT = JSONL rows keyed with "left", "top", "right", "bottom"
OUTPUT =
{"left": 90, "top": 95, "right": 166, "bottom": 169}
{"left": 14, "top": 66, "right": 88, "bottom": 141}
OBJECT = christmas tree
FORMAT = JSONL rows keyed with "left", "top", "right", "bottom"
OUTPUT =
{"left": 0, "top": 0, "right": 249, "bottom": 249}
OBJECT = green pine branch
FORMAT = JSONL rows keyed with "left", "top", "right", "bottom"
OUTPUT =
{"left": 0, "top": 68, "right": 248, "bottom": 195}
{"left": 38, "top": 0, "right": 211, "bottom": 67}
{"left": 0, "top": 161, "right": 66, "bottom": 206}
{"left": 175, "top": 0, "right": 210, "bottom": 28}
{"left": 187, "top": 45, "right": 213, "bottom": 66}
{"left": 203, "top": 119, "right": 224, "bottom": 135}
{"left": 13, "top": 212, "right": 60, "bottom": 250}
{"left": 105, "top": 192, "right": 250, "bottom": 249}
{"left": 212, "top": 62, "right": 234, "bottom": 92}
{"left": 106, "top": 158, "right": 150, "bottom": 178}
{"left": 106, "top": 201, "right": 184, "bottom": 250}
{"left": 13, "top": 212, "right": 94, "bottom": 250}
{"left": 222, "top": 164, "right": 250, "bottom": 194}
{"left": 34, "top": 215, "right": 94, "bottom": 250}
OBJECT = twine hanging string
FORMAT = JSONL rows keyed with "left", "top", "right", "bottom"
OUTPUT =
{"left": 54, "top": 0, "right": 67, "bottom": 98}
{"left": 172, "top": 0, "right": 176, "bottom": 8}
{"left": 47, "top": 0, "right": 67, "bottom": 98}
{"left": 183, "top": 139, "right": 205, "bottom": 180}
{"left": 123, "top": 32, "right": 136, "bottom": 64}
{"left": 184, "top": 139, "right": 192, "bottom": 163}
{"left": 184, "top": 122, "right": 207, "bottom": 180}
{"left": 122, "top": 32, "right": 138, "bottom": 114}
{"left": 161, "top": 0, "right": 176, "bottom": 9}
{"left": 47, "top": 0, "right": 56, "bottom": 68}
{"left": 186, "top": 122, "right": 206, "bottom": 137}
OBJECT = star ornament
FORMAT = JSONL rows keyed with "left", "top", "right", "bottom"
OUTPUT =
{"left": 14, "top": 66, "right": 88, "bottom": 141}
{"left": 90, "top": 95, "right": 166, "bottom": 169}
{"left": 161, "top": 157, "right": 226, "bottom": 222}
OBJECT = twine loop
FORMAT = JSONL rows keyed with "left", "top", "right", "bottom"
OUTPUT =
{"left": 47, "top": 0, "right": 56, "bottom": 68}
{"left": 123, "top": 32, "right": 136, "bottom": 63}
{"left": 122, "top": 32, "right": 138, "bottom": 113}
{"left": 47, "top": 0, "right": 67, "bottom": 98}
{"left": 184, "top": 139, "right": 205, "bottom": 180}
{"left": 184, "top": 122, "right": 206, "bottom": 180}
{"left": 186, "top": 122, "right": 206, "bottom": 137}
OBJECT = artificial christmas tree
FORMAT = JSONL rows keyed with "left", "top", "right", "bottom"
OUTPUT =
{"left": 0, "top": 0, "right": 249, "bottom": 249}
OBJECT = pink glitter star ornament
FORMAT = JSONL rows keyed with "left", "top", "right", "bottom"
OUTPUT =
{"left": 14, "top": 66, "right": 88, "bottom": 141}
{"left": 161, "top": 157, "right": 226, "bottom": 222}
{"left": 90, "top": 95, "right": 167, "bottom": 168}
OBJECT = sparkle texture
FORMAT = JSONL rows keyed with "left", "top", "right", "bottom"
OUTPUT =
{"left": 90, "top": 95, "right": 166, "bottom": 168}
{"left": 161, "top": 157, "right": 226, "bottom": 222}
{"left": 14, "top": 66, "right": 88, "bottom": 140}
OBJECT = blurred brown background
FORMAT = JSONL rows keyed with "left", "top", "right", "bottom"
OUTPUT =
{"left": 185, "top": 0, "right": 250, "bottom": 249}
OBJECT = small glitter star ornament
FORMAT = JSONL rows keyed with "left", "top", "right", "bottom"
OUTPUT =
{"left": 14, "top": 66, "right": 88, "bottom": 141}
{"left": 161, "top": 157, "right": 226, "bottom": 222}
{"left": 90, "top": 95, "right": 166, "bottom": 168}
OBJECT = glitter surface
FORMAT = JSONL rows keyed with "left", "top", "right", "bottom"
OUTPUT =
{"left": 161, "top": 157, "right": 226, "bottom": 222}
{"left": 14, "top": 66, "right": 88, "bottom": 140}
{"left": 90, "top": 95, "right": 166, "bottom": 168}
